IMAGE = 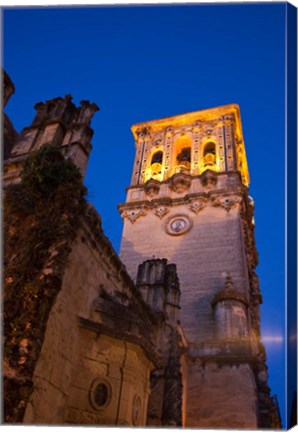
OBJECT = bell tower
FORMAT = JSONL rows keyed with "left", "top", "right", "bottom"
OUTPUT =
{"left": 119, "top": 105, "right": 280, "bottom": 428}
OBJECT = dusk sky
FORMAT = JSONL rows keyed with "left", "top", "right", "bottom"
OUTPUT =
{"left": 3, "top": 2, "right": 287, "bottom": 425}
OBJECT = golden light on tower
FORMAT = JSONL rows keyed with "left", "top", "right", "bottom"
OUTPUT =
{"left": 131, "top": 104, "right": 250, "bottom": 187}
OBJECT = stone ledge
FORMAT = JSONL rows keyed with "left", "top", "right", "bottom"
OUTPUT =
{"left": 78, "top": 316, "right": 161, "bottom": 368}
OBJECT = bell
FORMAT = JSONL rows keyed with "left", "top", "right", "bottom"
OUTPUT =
{"left": 150, "top": 162, "right": 162, "bottom": 174}
{"left": 204, "top": 153, "right": 215, "bottom": 165}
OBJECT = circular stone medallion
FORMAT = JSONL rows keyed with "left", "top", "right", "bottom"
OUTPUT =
{"left": 165, "top": 214, "right": 192, "bottom": 236}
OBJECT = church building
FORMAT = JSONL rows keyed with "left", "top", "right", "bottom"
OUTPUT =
{"left": 3, "top": 71, "right": 281, "bottom": 428}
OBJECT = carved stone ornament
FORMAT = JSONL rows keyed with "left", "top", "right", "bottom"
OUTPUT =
{"left": 188, "top": 198, "right": 208, "bottom": 214}
{"left": 153, "top": 206, "right": 169, "bottom": 219}
{"left": 165, "top": 214, "right": 192, "bottom": 236}
{"left": 223, "top": 113, "right": 234, "bottom": 123}
{"left": 211, "top": 196, "right": 242, "bottom": 212}
{"left": 169, "top": 173, "right": 191, "bottom": 194}
{"left": 202, "top": 121, "right": 217, "bottom": 136}
{"left": 200, "top": 169, "right": 218, "bottom": 187}
{"left": 121, "top": 209, "right": 146, "bottom": 223}
{"left": 144, "top": 178, "right": 160, "bottom": 198}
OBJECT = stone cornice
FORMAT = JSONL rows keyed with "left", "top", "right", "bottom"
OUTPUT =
{"left": 131, "top": 104, "right": 240, "bottom": 139}
{"left": 118, "top": 190, "right": 245, "bottom": 219}
{"left": 125, "top": 170, "right": 243, "bottom": 193}
{"left": 186, "top": 339, "right": 256, "bottom": 365}
{"left": 78, "top": 316, "right": 161, "bottom": 368}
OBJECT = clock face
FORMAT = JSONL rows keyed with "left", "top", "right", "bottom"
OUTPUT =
{"left": 170, "top": 218, "right": 186, "bottom": 232}
{"left": 166, "top": 215, "right": 192, "bottom": 236}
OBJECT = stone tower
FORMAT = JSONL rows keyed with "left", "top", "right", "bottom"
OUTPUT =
{"left": 119, "top": 105, "right": 280, "bottom": 428}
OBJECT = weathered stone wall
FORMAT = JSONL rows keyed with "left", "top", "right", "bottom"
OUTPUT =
{"left": 23, "top": 219, "right": 155, "bottom": 425}
{"left": 185, "top": 361, "right": 257, "bottom": 428}
{"left": 137, "top": 259, "right": 183, "bottom": 426}
{"left": 120, "top": 196, "right": 249, "bottom": 344}
{"left": 64, "top": 330, "right": 152, "bottom": 426}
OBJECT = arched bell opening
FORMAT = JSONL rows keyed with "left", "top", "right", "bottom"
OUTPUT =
{"left": 151, "top": 150, "right": 163, "bottom": 165}
{"left": 147, "top": 150, "right": 163, "bottom": 182}
{"left": 200, "top": 141, "right": 217, "bottom": 174}
{"left": 171, "top": 136, "right": 192, "bottom": 176}
{"left": 203, "top": 141, "right": 216, "bottom": 165}
{"left": 176, "top": 147, "right": 191, "bottom": 168}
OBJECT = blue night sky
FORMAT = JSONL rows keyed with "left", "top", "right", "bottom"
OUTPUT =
{"left": 3, "top": 2, "right": 287, "bottom": 426}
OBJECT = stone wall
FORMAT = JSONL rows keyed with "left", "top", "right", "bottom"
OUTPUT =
{"left": 120, "top": 187, "right": 249, "bottom": 344}
{"left": 186, "top": 361, "right": 257, "bottom": 428}
{"left": 23, "top": 213, "right": 157, "bottom": 425}
{"left": 119, "top": 169, "right": 264, "bottom": 428}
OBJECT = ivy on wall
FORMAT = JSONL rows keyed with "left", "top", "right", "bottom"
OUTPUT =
{"left": 3, "top": 144, "right": 87, "bottom": 423}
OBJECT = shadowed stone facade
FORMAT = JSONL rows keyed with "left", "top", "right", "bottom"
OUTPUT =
{"left": 3, "top": 71, "right": 280, "bottom": 428}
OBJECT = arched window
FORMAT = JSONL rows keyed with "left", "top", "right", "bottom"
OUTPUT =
{"left": 203, "top": 141, "right": 216, "bottom": 167}
{"left": 147, "top": 150, "right": 163, "bottom": 181}
{"left": 176, "top": 146, "right": 191, "bottom": 168}
{"left": 171, "top": 136, "right": 192, "bottom": 176}
{"left": 151, "top": 150, "right": 163, "bottom": 165}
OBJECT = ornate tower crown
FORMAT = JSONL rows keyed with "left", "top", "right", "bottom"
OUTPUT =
{"left": 130, "top": 104, "right": 249, "bottom": 187}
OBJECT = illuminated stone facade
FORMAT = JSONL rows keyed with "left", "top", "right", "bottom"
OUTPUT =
{"left": 119, "top": 106, "right": 280, "bottom": 428}
{"left": 3, "top": 72, "right": 280, "bottom": 428}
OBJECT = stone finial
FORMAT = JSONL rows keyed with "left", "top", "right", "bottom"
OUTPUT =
{"left": 76, "top": 100, "right": 99, "bottom": 126}
{"left": 31, "top": 96, "right": 99, "bottom": 129}
{"left": 32, "top": 95, "right": 76, "bottom": 127}
{"left": 212, "top": 273, "right": 248, "bottom": 307}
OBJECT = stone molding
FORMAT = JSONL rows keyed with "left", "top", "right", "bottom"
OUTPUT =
{"left": 120, "top": 208, "right": 147, "bottom": 224}
{"left": 210, "top": 195, "right": 242, "bottom": 212}
{"left": 188, "top": 197, "right": 208, "bottom": 214}
{"left": 79, "top": 316, "right": 160, "bottom": 368}
{"left": 153, "top": 206, "right": 170, "bottom": 219}
{"left": 119, "top": 192, "right": 244, "bottom": 223}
